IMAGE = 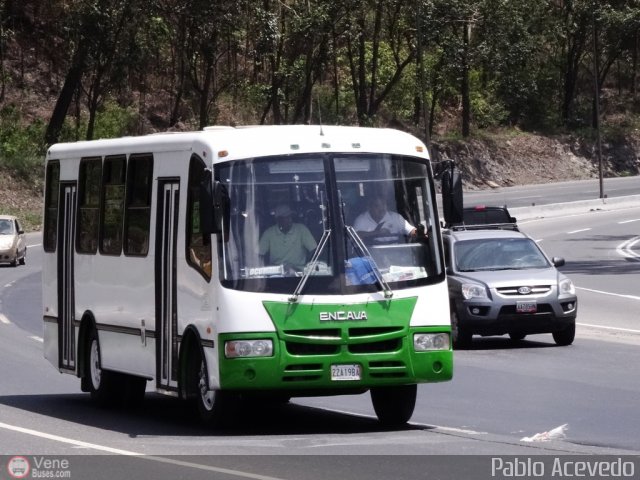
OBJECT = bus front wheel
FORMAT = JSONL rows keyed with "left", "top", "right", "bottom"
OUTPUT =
{"left": 188, "top": 348, "right": 235, "bottom": 427}
{"left": 370, "top": 384, "right": 417, "bottom": 426}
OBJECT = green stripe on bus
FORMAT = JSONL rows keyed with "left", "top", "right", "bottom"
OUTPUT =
{"left": 262, "top": 297, "right": 418, "bottom": 329}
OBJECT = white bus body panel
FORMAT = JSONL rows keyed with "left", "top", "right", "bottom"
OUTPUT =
{"left": 43, "top": 126, "right": 444, "bottom": 390}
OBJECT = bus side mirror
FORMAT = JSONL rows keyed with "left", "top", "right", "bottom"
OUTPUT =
{"left": 442, "top": 167, "right": 463, "bottom": 225}
{"left": 199, "top": 170, "right": 214, "bottom": 236}
{"left": 199, "top": 172, "right": 229, "bottom": 240}
{"left": 213, "top": 180, "right": 230, "bottom": 241}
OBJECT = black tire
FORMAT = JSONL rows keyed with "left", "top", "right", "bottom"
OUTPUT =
{"left": 19, "top": 247, "right": 26, "bottom": 265}
{"left": 85, "top": 328, "right": 117, "bottom": 405}
{"left": 451, "top": 307, "right": 472, "bottom": 349}
{"left": 370, "top": 384, "right": 417, "bottom": 426}
{"left": 553, "top": 322, "right": 575, "bottom": 346}
{"left": 188, "top": 346, "right": 236, "bottom": 427}
{"left": 509, "top": 332, "right": 527, "bottom": 341}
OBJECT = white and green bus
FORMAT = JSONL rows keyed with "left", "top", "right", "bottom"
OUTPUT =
{"left": 42, "top": 125, "right": 456, "bottom": 426}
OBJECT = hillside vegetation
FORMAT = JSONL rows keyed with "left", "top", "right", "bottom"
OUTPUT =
{"left": 2, "top": 1, "right": 640, "bottom": 231}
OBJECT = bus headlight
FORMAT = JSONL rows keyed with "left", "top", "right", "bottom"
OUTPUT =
{"left": 225, "top": 339, "right": 274, "bottom": 358}
{"left": 414, "top": 333, "right": 450, "bottom": 351}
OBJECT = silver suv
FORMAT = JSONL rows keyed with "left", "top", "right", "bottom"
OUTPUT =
{"left": 443, "top": 228, "right": 577, "bottom": 348}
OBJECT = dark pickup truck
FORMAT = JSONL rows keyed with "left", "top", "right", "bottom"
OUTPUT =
{"left": 448, "top": 205, "right": 519, "bottom": 231}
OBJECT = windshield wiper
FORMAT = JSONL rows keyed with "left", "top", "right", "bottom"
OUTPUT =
{"left": 289, "top": 192, "right": 330, "bottom": 303}
{"left": 289, "top": 228, "right": 331, "bottom": 303}
{"left": 344, "top": 225, "right": 393, "bottom": 299}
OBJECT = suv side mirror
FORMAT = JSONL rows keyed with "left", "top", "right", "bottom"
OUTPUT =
{"left": 552, "top": 257, "right": 565, "bottom": 267}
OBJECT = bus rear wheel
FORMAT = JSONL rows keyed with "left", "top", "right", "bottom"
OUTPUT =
{"left": 370, "top": 384, "right": 417, "bottom": 426}
{"left": 86, "top": 328, "right": 116, "bottom": 405}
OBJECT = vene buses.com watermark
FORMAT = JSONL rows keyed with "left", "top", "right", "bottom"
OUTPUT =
{"left": 5, "top": 456, "right": 71, "bottom": 479}
{"left": 491, "top": 457, "right": 637, "bottom": 478}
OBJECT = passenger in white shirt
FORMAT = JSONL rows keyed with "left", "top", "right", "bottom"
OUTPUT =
{"left": 353, "top": 196, "right": 417, "bottom": 241}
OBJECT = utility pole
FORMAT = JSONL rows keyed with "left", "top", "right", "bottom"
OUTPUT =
{"left": 593, "top": 14, "right": 604, "bottom": 199}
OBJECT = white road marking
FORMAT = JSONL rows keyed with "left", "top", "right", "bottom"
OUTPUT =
{"left": 576, "top": 286, "right": 640, "bottom": 301}
{"left": 577, "top": 323, "right": 640, "bottom": 334}
{"left": 432, "top": 425, "right": 488, "bottom": 435}
{"left": 567, "top": 228, "right": 591, "bottom": 234}
{"left": 27, "top": 243, "right": 42, "bottom": 248}
{"left": 616, "top": 236, "right": 640, "bottom": 260}
{"left": 0, "top": 314, "right": 10, "bottom": 324}
{"left": 0, "top": 421, "right": 289, "bottom": 480}
{"left": 0, "top": 421, "right": 142, "bottom": 455}
{"left": 618, "top": 219, "right": 640, "bottom": 224}
{"left": 30, "top": 336, "right": 44, "bottom": 342}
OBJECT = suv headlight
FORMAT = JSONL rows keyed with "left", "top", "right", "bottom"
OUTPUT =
{"left": 462, "top": 283, "right": 488, "bottom": 300}
{"left": 559, "top": 278, "right": 575, "bottom": 295}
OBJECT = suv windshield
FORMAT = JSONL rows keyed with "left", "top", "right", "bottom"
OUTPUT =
{"left": 216, "top": 153, "right": 443, "bottom": 295}
{"left": 455, "top": 238, "right": 550, "bottom": 272}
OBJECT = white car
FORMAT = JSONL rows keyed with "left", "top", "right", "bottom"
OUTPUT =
{"left": 0, "top": 215, "right": 27, "bottom": 266}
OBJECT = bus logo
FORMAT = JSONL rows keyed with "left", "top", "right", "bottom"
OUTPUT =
{"left": 7, "top": 456, "right": 30, "bottom": 479}
{"left": 319, "top": 311, "right": 367, "bottom": 321}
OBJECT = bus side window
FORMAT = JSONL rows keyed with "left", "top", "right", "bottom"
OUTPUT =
{"left": 186, "top": 155, "right": 212, "bottom": 280}
{"left": 44, "top": 161, "right": 60, "bottom": 252}
{"left": 124, "top": 154, "right": 153, "bottom": 256}
{"left": 100, "top": 155, "right": 126, "bottom": 255}
{"left": 77, "top": 157, "right": 102, "bottom": 254}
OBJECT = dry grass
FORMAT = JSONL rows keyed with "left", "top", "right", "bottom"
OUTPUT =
{"left": 0, "top": 166, "right": 43, "bottom": 232}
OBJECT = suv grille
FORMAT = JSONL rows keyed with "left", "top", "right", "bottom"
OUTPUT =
{"left": 496, "top": 285, "right": 551, "bottom": 296}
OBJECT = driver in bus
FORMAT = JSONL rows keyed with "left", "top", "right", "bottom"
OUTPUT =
{"left": 354, "top": 195, "right": 419, "bottom": 241}
{"left": 259, "top": 204, "right": 317, "bottom": 274}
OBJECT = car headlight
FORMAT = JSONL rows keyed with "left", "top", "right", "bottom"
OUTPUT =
{"left": 0, "top": 238, "right": 14, "bottom": 249}
{"left": 225, "top": 339, "right": 274, "bottom": 358}
{"left": 559, "top": 278, "right": 575, "bottom": 295}
{"left": 462, "top": 283, "right": 488, "bottom": 300}
{"left": 414, "top": 333, "right": 450, "bottom": 351}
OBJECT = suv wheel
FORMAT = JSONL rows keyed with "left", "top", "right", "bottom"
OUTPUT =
{"left": 451, "top": 307, "right": 472, "bottom": 349}
{"left": 552, "top": 322, "right": 575, "bottom": 346}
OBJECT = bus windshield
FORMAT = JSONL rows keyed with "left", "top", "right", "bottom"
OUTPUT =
{"left": 216, "top": 153, "right": 443, "bottom": 295}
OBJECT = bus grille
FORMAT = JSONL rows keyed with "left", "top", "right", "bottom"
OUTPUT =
{"left": 283, "top": 326, "right": 405, "bottom": 356}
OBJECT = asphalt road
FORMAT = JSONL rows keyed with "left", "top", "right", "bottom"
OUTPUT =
{"left": 1, "top": 191, "right": 640, "bottom": 478}
{"left": 463, "top": 175, "right": 640, "bottom": 208}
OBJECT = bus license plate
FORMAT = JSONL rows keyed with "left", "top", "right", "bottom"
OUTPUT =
{"left": 516, "top": 301, "right": 537, "bottom": 313}
{"left": 331, "top": 364, "right": 361, "bottom": 381}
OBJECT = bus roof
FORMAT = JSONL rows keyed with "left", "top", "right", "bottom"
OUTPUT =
{"left": 47, "top": 125, "right": 430, "bottom": 162}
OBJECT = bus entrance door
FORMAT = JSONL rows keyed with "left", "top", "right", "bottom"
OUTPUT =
{"left": 155, "top": 180, "right": 180, "bottom": 391}
{"left": 57, "top": 183, "right": 77, "bottom": 372}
